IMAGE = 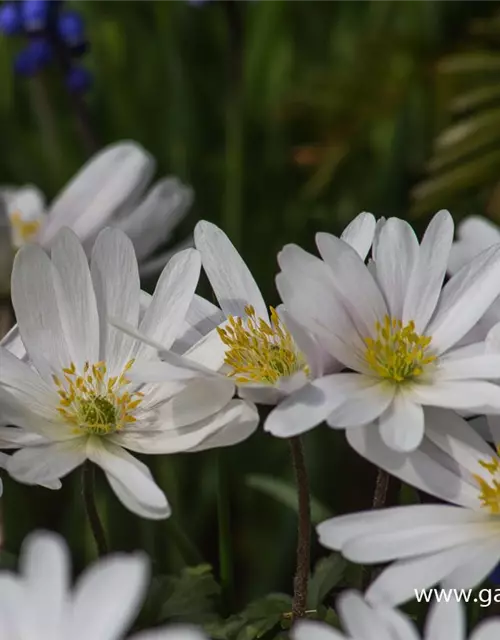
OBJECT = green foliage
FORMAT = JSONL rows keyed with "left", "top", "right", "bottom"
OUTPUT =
{"left": 246, "top": 474, "right": 333, "bottom": 525}
{"left": 205, "top": 593, "right": 292, "bottom": 640}
{"left": 139, "top": 564, "right": 221, "bottom": 628}
{"left": 307, "top": 554, "right": 347, "bottom": 609}
{"left": 411, "top": 10, "right": 500, "bottom": 220}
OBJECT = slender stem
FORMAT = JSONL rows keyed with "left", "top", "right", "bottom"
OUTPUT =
{"left": 216, "top": 450, "right": 233, "bottom": 611}
{"left": 289, "top": 437, "right": 311, "bottom": 620}
{"left": 372, "top": 467, "right": 390, "bottom": 509}
{"left": 82, "top": 461, "right": 108, "bottom": 557}
{"left": 223, "top": 0, "right": 244, "bottom": 250}
{"left": 362, "top": 467, "right": 390, "bottom": 589}
{"left": 167, "top": 518, "right": 204, "bottom": 567}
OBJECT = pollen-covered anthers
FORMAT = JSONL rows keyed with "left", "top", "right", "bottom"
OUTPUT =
{"left": 474, "top": 451, "right": 500, "bottom": 514}
{"left": 8, "top": 210, "right": 42, "bottom": 247}
{"left": 217, "top": 305, "right": 309, "bottom": 385}
{"left": 52, "top": 360, "right": 144, "bottom": 435}
{"left": 364, "top": 316, "right": 437, "bottom": 383}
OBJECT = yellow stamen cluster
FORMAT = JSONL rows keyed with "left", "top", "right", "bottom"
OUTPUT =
{"left": 217, "top": 305, "right": 309, "bottom": 384}
{"left": 9, "top": 210, "right": 42, "bottom": 246}
{"left": 52, "top": 360, "right": 143, "bottom": 435}
{"left": 364, "top": 315, "right": 436, "bottom": 383}
{"left": 474, "top": 450, "right": 500, "bottom": 514}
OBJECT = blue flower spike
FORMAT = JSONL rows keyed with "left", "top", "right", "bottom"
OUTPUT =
{"left": 66, "top": 65, "right": 91, "bottom": 93}
{"left": 57, "top": 9, "right": 85, "bottom": 47}
{"left": 21, "top": 0, "right": 51, "bottom": 32}
{"left": 14, "top": 37, "right": 52, "bottom": 76}
{"left": 0, "top": 2, "right": 22, "bottom": 35}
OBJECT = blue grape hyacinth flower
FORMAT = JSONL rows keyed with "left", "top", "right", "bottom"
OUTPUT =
{"left": 0, "top": 0, "right": 91, "bottom": 92}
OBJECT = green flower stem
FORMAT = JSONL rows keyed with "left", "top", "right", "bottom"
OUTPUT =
{"left": 289, "top": 436, "right": 311, "bottom": 620}
{"left": 82, "top": 461, "right": 108, "bottom": 557}
{"left": 223, "top": 0, "right": 244, "bottom": 250}
{"left": 216, "top": 450, "right": 234, "bottom": 612}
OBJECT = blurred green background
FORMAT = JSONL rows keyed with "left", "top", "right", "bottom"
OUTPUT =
{"left": 2, "top": 0, "right": 500, "bottom": 624}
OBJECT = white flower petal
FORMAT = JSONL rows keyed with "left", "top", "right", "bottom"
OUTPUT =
{"left": 372, "top": 217, "right": 419, "bottom": 318}
{"left": 115, "top": 177, "right": 192, "bottom": 262}
{"left": 0, "top": 323, "right": 26, "bottom": 360}
{"left": 11, "top": 244, "right": 71, "bottom": 380}
{"left": 487, "top": 322, "right": 500, "bottom": 353}
{"left": 138, "top": 237, "right": 193, "bottom": 280}
{"left": 87, "top": 438, "right": 170, "bottom": 520}
{"left": 264, "top": 373, "right": 370, "bottom": 438}
{"left": 337, "top": 591, "right": 395, "bottom": 639}
{"left": 425, "top": 599, "right": 465, "bottom": 640}
{"left": 292, "top": 621, "right": 345, "bottom": 640}
{"left": 403, "top": 210, "right": 453, "bottom": 332}
{"left": 448, "top": 215, "right": 500, "bottom": 274}
{"left": 366, "top": 543, "right": 480, "bottom": 607}
{"left": 50, "top": 228, "right": 100, "bottom": 369}
{"left": 7, "top": 439, "right": 87, "bottom": 485}
{"left": 276, "top": 247, "right": 368, "bottom": 370}
{"left": 327, "top": 381, "right": 394, "bottom": 428}
{"left": 411, "top": 380, "right": 500, "bottom": 412}
{"left": 343, "top": 521, "right": 495, "bottom": 564}
{"left": 378, "top": 392, "right": 425, "bottom": 452}
{"left": 473, "top": 620, "right": 500, "bottom": 640}
{"left": 315, "top": 232, "right": 387, "bottom": 337}
{"left": 91, "top": 228, "right": 140, "bottom": 373}
{"left": 194, "top": 221, "right": 267, "bottom": 320}
{"left": 346, "top": 423, "right": 481, "bottom": 508}
{"left": 136, "top": 249, "right": 201, "bottom": 358}
{"left": 183, "top": 400, "right": 259, "bottom": 452}
{"left": 317, "top": 505, "right": 483, "bottom": 552}
{"left": 69, "top": 552, "right": 149, "bottom": 640}
{"left": 113, "top": 395, "right": 254, "bottom": 455}
{"left": 0, "top": 347, "right": 57, "bottom": 417}
{"left": 20, "top": 531, "right": 70, "bottom": 638}
{"left": 442, "top": 537, "right": 500, "bottom": 590}
{"left": 339, "top": 212, "right": 376, "bottom": 260}
{"left": 429, "top": 243, "right": 500, "bottom": 353}
{"left": 40, "top": 141, "right": 154, "bottom": 246}
{"left": 437, "top": 352, "right": 500, "bottom": 380}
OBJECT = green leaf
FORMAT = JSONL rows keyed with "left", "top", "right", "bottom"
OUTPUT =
{"left": 155, "top": 564, "right": 221, "bottom": 624}
{"left": 205, "top": 593, "right": 292, "bottom": 640}
{"left": 438, "top": 52, "right": 500, "bottom": 74}
{"left": 246, "top": 474, "right": 334, "bottom": 525}
{"left": 307, "top": 554, "right": 347, "bottom": 608}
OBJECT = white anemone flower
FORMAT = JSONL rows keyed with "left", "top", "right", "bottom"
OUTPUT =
{"left": 449, "top": 216, "right": 500, "bottom": 342}
{"left": 0, "top": 227, "right": 258, "bottom": 519}
{"left": 190, "top": 215, "right": 376, "bottom": 408}
{"left": 292, "top": 590, "right": 499, "bottom": 640}
{"left": 0, "top": 530, "right": 208, "bottom": 640}
{"left": 317, "top": 408, "right": 500, "bottom": 606}
{"left": 268, "top": 210, "right": 500, "bottom": 451}
{"left": 0, "top": 140, "right": 193, "bottom": 288}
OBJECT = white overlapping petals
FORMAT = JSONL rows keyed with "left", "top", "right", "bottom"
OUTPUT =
{"left": 0, "top": 530, "right": 208, "bottom": 640}
{"left": 292, "top": 590, "right": 500, "bottom": 640}
{"left": 268, "top": 210, "right": 500, "bottom": 450}
{"left": 448, "top": 216, "right": 500, "bottom": 343}
{"left": 0, "top": 141, "right": 193, "bottom": 280}
{"left": 0, "top": 227, "right": 258, "bottom": 519}
{"left": 186, "top": 215, "right": 376, "bottom": 410}
{"left": 316, "top": 409, "right": 500, "bottom": 606}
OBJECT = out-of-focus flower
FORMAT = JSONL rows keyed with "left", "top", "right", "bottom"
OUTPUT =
{"left": 65, "top": 64, "right": 91, "bottom": 93}
{"left": 0, "top": 228, "right": 257, "bottom": 519}
{"left": 0, "top": 141, "right": 193, "bottom": 291}
{"left": 317, "top": 408, "right": 500, "bottom": 606}
{"left": 292, "top": 591, "right": 500, "bottom": 640}
{"left": 449, "top": 216, "right": 500, "bottom": 341}
{"left": 268, "top": 211, "right": 500, "bottom": 451}
{"left": 0, "top": 0, "right": 90, "bottom": 89}
{"left": 0, "top": 530, "right": 208, "bottom": 639}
